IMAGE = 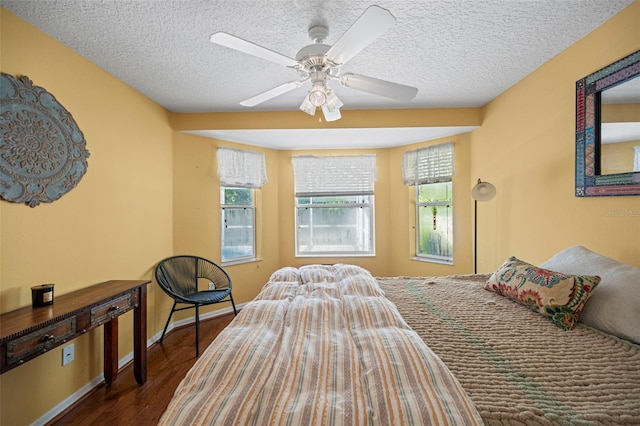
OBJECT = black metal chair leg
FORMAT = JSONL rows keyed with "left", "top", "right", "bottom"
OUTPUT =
{"left": 195, "top": 304, "right": 200, "bottom": 357}
{"left": 230, "top": 295, "right": 238, "bottom": 316}
{"left": 160, "top": 301, "right": 177, "bottom": 343}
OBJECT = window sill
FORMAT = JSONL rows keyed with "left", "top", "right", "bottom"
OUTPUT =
{"left": 295, "top": 253, "right": 376, "bottom": 258}
{"left": 411, "top": 256, "right": 454, "bottom": 266}
{"left": 221, "top": 257, "right": 261, "bottom": 267}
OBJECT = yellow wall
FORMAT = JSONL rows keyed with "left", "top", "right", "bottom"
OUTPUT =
{"left": 388, "top": 133, "right": 473, "bottom": 276}
{"left": 471, "top": 1, "right": 640, "bottom": 270}
{"left": 171, "top": 132, "right": 280, "bottom": 311}
{"left": 0, "top": 9, "right": 174, "bottom": 425}
{"left": 601, "top": 140, "right": 639, "bottom": 174}
{"left": 171, "top": 107, "right": 482, "bottom": 131}
{"left": 2, "top": 2, "right": 640, "bottom": 424}
{"left": 171, "top": 132, "right": 473, "bottom": 295}
{"left": 601, "top": 102, "right": 640, "bottom": 122}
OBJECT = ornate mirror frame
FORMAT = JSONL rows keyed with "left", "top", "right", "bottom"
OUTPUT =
{"left": 575, "top": 50, "right": 640, "bottom": 196}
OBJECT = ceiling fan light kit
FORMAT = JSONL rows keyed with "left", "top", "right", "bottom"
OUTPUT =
{"left": 210, "top": 5, "right": 418, "bottom": 121}
{"left": 321, "top": 105, "right": 342, "bottom": 122}
{"left": 325, "top": 89, "right": 344, "bottom": 112}
{"left": 299, "top": 96, "right": 316, "bottom": 116}
{"left": 308, "top": 71, "right": 329, "bottom": 107}
{"left": 309, "top": 88, "right": 326, "bottom": 107}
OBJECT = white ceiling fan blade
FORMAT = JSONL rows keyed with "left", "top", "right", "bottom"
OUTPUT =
{"left": 240, "top": 80, "right": 305, "bottom": 107}
{"left": 210, "top": 32, "right": 299, "bottom": 68}
{"left": 324, "top": 5, "right": 396, "bottom": 67}
{"left": 340, "top": 73, "right": 418, "bottom": 101}
{"left": 321, "top": 105, "right": 342, "bottom": 122}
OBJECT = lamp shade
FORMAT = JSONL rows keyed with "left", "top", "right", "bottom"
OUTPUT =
{"left": 471, "top": 179, "right": 496, "bottom": 202}
{"left": 308, "top": 83, "right": 327, "bottom": 106}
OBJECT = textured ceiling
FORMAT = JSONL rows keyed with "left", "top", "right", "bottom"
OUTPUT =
{"left": 3, "top": 0, "right": 635, "bottom": 149}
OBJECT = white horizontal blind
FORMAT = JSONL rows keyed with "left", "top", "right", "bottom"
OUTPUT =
{"left": 292, "top": 155, "right": 377, "bottom": 197}
{"left": 217, "top": 147, "right": 268, "bottom": 188}
{"left": 402, "top": 142, "right": 454, "bottom": 186}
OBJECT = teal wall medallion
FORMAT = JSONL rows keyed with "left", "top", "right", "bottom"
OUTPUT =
{"left": 0, "top": 73, "right": 90, "bottom": 207}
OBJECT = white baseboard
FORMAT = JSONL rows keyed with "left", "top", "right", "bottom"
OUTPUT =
{"left": 31, "top": 374, "right": 105, "bottom": 426}
{"left": 32, "top": 304, "right": 244, "bottom": 426}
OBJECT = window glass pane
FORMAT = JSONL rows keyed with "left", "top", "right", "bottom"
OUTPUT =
{"left": 221, "top": 187, "right": 253, "bottom": 205}
{"left": 296, "top": 195, "right": 373, "bottom": 255}
{"left": 418, "top": 204, "right": 452, "bottom": 258}
{"left": 418, "top": 181, "right": 451, "bottom": 203}
{"left": 417, "top": 181, "right": 453, "bottom": 261}
{"left": 220, "top": 186, "right": 255, "bottom": 262}
{"left": 221, "top": 207, "right": 254, "bottom": 260}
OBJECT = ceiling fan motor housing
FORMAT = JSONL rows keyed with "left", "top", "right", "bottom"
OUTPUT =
{"left": 296, "top": 44, "right": 331, "bottom": 69}
{"left": 308, "top": 24, "right": 329, "bottom": 44}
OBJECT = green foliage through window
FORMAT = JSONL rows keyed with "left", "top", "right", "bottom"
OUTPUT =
{"left": 223, "top": 187, "right": 252, "bottom": 205}
{"left": 417, "top": 182, "right": 453, "bottom": 262}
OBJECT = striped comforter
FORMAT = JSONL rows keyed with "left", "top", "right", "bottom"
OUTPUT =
{"left": 159, "top": 264, "right": 482, "bottom": 425}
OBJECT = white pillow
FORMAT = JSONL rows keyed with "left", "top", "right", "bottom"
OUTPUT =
{"left": 541, "top": 245, "right": 640, "bottom": 344}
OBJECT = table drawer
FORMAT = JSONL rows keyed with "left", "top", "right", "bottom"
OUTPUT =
{"left": 6, "top": 316, "right": 76, "bottom": 366}
{"left": 91, "top": 293, "right": 133, "bottom": 325}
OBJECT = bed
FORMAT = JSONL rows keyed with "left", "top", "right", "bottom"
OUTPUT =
{"left": 159, "top": 263, "right": 482, "bottom": 425}
{"left": 160, "top": 246, "right": 640, "bottom": 425}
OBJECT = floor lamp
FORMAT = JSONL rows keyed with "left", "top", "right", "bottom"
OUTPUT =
{"left": 471, "top": 179, "right": 496, "bottom": 274}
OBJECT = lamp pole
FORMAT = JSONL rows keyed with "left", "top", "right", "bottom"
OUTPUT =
{"left": 474, "top": 198, "right": 478, "bottom": 274}
{"left": 471, "top": 178, "right": 496, "bottom": 275}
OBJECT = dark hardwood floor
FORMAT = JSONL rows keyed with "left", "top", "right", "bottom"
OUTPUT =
{"left": 49, "top": 314, "right": 234, "bottom": 425}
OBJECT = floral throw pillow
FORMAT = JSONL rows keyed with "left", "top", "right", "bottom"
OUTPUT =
{"left": 485, "top": 256, "right": 600, "bottom": 330}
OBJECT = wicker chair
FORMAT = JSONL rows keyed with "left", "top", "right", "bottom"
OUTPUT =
{"left": 155, "top": 255, "right": 237, "bottom": 357}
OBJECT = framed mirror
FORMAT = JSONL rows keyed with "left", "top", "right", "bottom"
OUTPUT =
{"left": 575, "top": 49, "right": 640, "bottom": 196}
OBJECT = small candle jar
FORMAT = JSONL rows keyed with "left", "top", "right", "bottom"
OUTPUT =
{"left": 31, "top": 284, "right": 55, "bottom": 307}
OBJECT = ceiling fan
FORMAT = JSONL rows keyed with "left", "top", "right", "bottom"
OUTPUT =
{"left": 210, "top": 5, "right": 418, "bottom": 122}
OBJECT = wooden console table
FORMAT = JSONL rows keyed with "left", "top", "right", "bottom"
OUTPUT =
{"left": 0, "top": 280, "right": 150, "bottom": 385}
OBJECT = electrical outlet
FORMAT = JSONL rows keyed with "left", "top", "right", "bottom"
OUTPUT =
{"left": 208, "top": 282, "right": 216, "bottom": 290}
{"left": 62, "top": 344, "right": 74, "bottom": 366}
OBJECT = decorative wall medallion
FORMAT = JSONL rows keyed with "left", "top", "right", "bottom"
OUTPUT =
{"left": 0, "top": 73, "right": 90, "bottom": 207}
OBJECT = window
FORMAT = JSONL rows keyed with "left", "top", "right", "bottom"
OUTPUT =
{"left": 403, "top": 142, "right": 454, "bottom": 263}
{"left": 292, "top": 155, "right": 376, "bottom": 256}
{"left": 217, "top": 147, "right": 267, "bottom": 263}
{"left": 296, "top": 194, "right": 374, "bottom": 255}
{"left": 220, "top": 187, "right": 255, "bottom": 262}
{"left": 417, "top": 182, "right": 453, "bottom": 262}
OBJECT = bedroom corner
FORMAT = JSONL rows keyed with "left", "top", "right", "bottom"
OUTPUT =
{"left": 0, "top": 8, "right": 173, "bottom": 425}
{"left": 470, "top": 1, "right": 640, "bottom": 270}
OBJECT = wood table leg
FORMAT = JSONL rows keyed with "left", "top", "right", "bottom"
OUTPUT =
{"left": 103, "top": 317, "right": 118, "bottom": 385}
{"left": 133, "top": 285, "right": 147, "bottom": 384}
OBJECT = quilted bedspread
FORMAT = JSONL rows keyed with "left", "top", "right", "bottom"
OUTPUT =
{"left": 377, "top": 275, "right": 640, "bottom": 425}
{"left": 159, "top": 264, "right": 482, "bottom": 425}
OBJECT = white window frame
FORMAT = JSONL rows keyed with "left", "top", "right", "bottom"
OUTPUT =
{"left": 415, "top": 181, "right": 453, "bottom": 264}
{"left": 403, "top": 142, "right": 454, "bottom": 264}
{"left": 292, "top": 155, "right": 377, "bottom": 257}
{"left": 217, "top": 147, "right": 266, "bottom": 265}
{"left": 295, "top": 194, "right": 375, "bottom": 257}
{"left": 220, "top": 186, "right": 256, "bottom": 264}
